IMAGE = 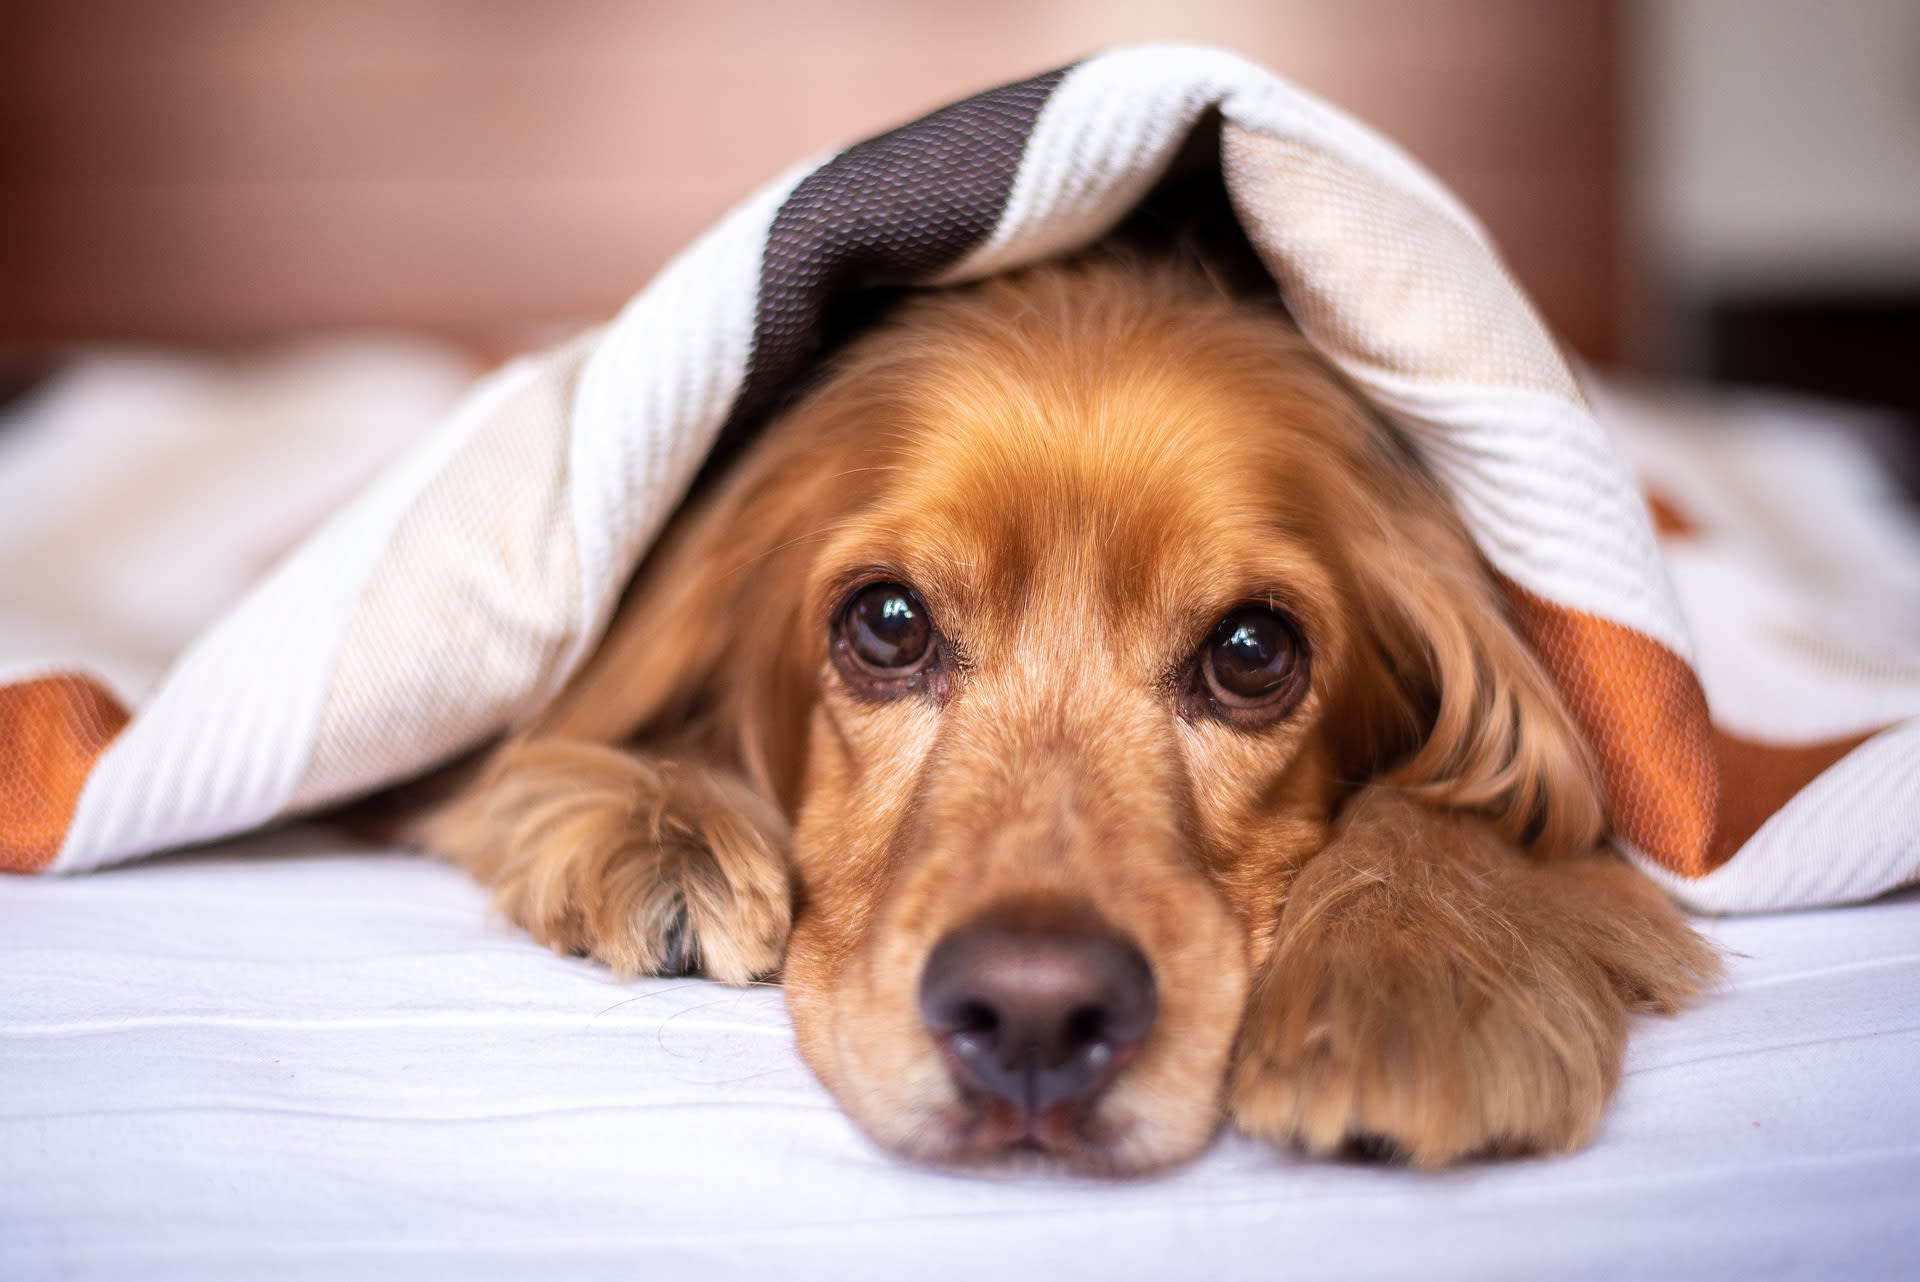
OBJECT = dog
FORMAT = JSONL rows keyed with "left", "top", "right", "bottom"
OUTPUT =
{"left": 412, "top": 253, "right": 1717, "bottom": 1174}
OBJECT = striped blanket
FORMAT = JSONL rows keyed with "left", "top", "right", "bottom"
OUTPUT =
{"left": 2, "top": 45, "right": 1915, "bottom": 909}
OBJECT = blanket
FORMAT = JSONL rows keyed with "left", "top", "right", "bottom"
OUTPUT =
{"left": 2, "top": 45, "right": 1915, "bottom": 910}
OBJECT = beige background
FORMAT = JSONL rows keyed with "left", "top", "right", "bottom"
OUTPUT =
{"left": 0, "top": 1, "right": 1624, "bottom": 356}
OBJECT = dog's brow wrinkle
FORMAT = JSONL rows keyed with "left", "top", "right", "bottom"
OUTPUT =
{"left": 728, "top": 525, "right": 836, "bottom": 577}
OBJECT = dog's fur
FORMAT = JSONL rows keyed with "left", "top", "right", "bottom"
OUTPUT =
{"left": 415, "top": 255, "right": 1717, "bottom": 1174}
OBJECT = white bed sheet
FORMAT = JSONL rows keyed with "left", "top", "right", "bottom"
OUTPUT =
{"left": 3, "top": 825, "right": 1916, "bottom": 1281}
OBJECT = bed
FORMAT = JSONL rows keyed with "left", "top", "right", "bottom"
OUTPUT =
{"left": 1, "top": 825, "right": 1915, "bottom": 1281}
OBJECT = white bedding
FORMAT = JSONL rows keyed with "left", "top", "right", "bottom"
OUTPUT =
{"left": 3, "top": 826, "right": 1917, "bottom": 1280}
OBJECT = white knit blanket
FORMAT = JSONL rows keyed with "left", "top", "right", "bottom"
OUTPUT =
{"left": 2, "top": 46, "right": 1915, "bottom": 909}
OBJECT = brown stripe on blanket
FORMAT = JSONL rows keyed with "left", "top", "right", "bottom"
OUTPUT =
{"left": 0, "top": 673, "right": 130, "bottom": 872}
{"left": 725, "top": 64, "right": 1069, "bottom": 453}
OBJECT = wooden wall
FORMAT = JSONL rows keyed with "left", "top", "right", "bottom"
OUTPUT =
{"left": 0, "top": 0, "right": 1623, "bottom": 356}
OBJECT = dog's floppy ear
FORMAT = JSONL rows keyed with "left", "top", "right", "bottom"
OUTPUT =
{"left": 403, "top": 402, "right": 871, "bottom": 981}
{"left": 403, "top": 318, "right": 902, "bottom": 980}
{"left": 529, "top": 390, "right": 873, "bottom": 813}
{"left": 1332, "top": 470, "right": 1606, "bottom": 859}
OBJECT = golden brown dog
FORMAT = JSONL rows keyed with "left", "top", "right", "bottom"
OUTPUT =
{"left": 415, "top": 254, "right": 1716, "bottom": 1174}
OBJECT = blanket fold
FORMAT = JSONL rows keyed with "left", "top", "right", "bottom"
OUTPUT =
{"left": 2, "top": 45, "right": 1914, "bottom": 910}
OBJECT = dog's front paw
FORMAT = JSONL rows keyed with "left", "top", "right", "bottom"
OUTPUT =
{"left": 1228, "top": 788, "right": 1717, "bottom": 1166}
{"left": 416, "top": 740, "right": 793, "bottom": 984}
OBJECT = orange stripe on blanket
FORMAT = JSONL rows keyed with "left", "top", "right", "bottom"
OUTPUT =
{"left": 1642, "top": 488, "right": 1698, "bottom": 540}
{"left": 1709, "top": 727, "right": 1877, "bottom": 867}
{"left": 1502, "top": 586, "right": 1890, "bottom": 878}
{"left": 1502, "top": 584, "right": 1723, "bottom": 877}
{"left": 0, "top": 674, "right": 131, "bottom": 872}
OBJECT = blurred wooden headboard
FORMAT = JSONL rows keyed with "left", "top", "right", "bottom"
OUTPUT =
{"left": 0, "top": 0, "right": 1622, "bottom": 357}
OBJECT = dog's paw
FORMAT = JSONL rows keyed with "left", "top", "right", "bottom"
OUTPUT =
{"left": 415, "top": 740, "right": 793, "bottom": 984}
{"left": 1228, "top": 788, "right": 1717, "bottom": 1166}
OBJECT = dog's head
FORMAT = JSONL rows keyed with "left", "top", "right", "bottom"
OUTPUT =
{"left": 543, "top": 256, "right": 1602, "bottom": 1173}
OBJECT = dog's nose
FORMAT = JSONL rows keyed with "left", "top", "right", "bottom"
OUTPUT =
{"left": 918, "top": 921, "right": 1156, "bottom": 1113}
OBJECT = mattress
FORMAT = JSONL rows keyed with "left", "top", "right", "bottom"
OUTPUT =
{"left": 3, "top": 348, "right": 1917, "bottom": 1279}
{"left": 3, "top": 827, "right": 1916, "bottom": 1280}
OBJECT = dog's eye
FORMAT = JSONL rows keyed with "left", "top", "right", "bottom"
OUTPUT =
{"left": 838, "top": 582, "right": 936, "bottom": 676}
{"left": 1200, "top": 607, "right": 1308, "bottom": 713}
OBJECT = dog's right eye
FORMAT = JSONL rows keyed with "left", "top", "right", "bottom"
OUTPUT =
{"left": 1190, "top": 605, "right": 1311, "bottom": 724}
{"left": 834, "top": 582, "right": 939, "bottom": 691}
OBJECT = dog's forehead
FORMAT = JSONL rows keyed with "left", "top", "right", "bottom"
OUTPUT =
{"left": 805, "top": 263, "right": 1383, "bottom": 650}
{"left": 855, "top": 357, "right": 1344, "bottom": 648}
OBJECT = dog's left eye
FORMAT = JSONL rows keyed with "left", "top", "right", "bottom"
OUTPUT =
{"left": 834, "top": 582, "right": 941, "bottom": 693}
{"left": 1198, "top": 606, "right": 1309, "bottom": 717}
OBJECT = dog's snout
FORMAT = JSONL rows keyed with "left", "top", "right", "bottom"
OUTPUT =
{"left": 918, "top": 921, "right": 1156, "bottom": 1114}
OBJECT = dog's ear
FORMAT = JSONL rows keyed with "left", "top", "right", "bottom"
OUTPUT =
{"left": 1331, "top": 473, "right": 1606, "bottom": 859}
{"left": 529, "top": 392, "right": 872, "bottom": 813}
{"left": 402, "top": 397, "right": 871, "bottom": 980}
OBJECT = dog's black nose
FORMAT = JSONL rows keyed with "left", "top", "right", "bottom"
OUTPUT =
{"left": 918, "top": 920, "right": 1156, "bottom": 1113}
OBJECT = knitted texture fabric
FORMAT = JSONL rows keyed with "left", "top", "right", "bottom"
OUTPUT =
{"left": 2, "top": 46, "right": 1914, "bottom": 908}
